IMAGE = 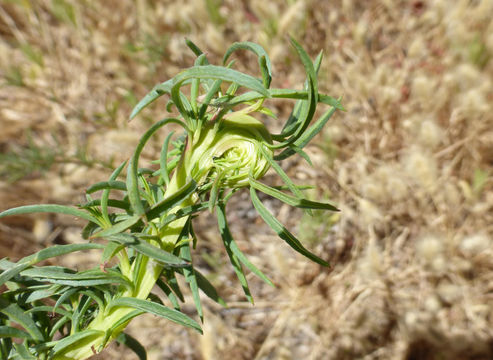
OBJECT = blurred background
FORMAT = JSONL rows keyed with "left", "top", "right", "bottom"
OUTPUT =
{"left": 1, "top": 0, "right": 492, "bottom": 359}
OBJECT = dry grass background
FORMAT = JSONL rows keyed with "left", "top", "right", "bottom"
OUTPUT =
{"left": 1, "top": 0, "right": 493, "bottom": 359}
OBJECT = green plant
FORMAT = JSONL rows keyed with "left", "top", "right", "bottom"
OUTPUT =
{"left": 0, "top": 38, "right": 342, "bottom": 359}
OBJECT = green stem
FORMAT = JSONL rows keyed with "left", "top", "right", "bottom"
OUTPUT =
{"left": 54, "top": 168, "right": 191, "bottom": 360}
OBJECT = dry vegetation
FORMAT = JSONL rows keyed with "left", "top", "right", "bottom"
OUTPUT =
{"left": 1, "top": 0, "right": 493, "bottom": 359}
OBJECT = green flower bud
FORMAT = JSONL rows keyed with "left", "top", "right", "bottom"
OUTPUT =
{"left": 189, "top": 110, "right": 273, "bottom": 189}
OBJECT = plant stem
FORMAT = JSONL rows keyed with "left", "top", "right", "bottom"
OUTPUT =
{"left": 54, "top": 167, "right": 191, "bottom": 359}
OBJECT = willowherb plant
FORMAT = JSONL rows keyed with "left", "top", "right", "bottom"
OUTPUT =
{"left": 0, "top": 39, "right": 342, "bottom": 359}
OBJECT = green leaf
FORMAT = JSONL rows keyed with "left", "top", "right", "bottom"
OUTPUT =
{"left": 145, "top": 179, "right": 197, "bottom": 221}
{"left": 194, "top": 269, "right": 227, "bottom": 307}
{"left": 108, "top": 234, "right": 188, "bottom": 267}
{"left": 19, "top": 267, "right": 132, "bottom": 288}
{"left": 159, "top": 131, "right": 175, "bottom": 187}
{"left": 79, "top": 289, "right": 105, "bottom": 314}
{"left": 25, "top": 306, "right": 73, "bottom": 319}
{"left": 216, "top": 206, "right": 253, "bottom": 303}
{"left": 258, "top": 146, "right": 304, "bottom": 200}
{"left": 101, "top": 241, "right": 125, "bottom": 264}
{"left": 198, "top": 78, "right": 223, "bottom": 119}
{"left": 190, "top": 54, "right": 209, "bottom": 118}
{"left": 219, "top": 88, "right": 344, "bottom": 110}
{"left": 101, "top": 161, "right": 127, "bottom": 225}
{"left": 101, "top": 309, "right": 143, "bottom": 349}
{"left": 185, "top": 38, "right": 208, "bottom": 60}
{"left": 91, "top": 215, "right": 142, "bottom": 238}
{"left": 249, "top": 177, "right": 339, "bottom": 211}
{"left": 71, "top": 295, "right": 93, "bottom": 333}
{"left": 0, "top": 326, "right": 32, "bottom": 340}
{"left": 162, "top": 269, "right": 185, "bottom": 302}
{"left": 0, "top": 298, "right": 44, "bottom": 342}
{"left": 155, "top": 278, "right": 181, "bottom": 310}
{"left": 127, "top": 118, "right": 188, "bottom": 216}
{"left": 269, "top": 39, "right": 318, "bottom": 149}
{"left": 51, "top": 329, "right": 104, "bottom": 356}
{"left": 275, "top": 105, "right": 338, "bottom": 161}
{"left": 250, "top": 188, "right": 330, "bottom": 267}
{"left": 130, "top": 79, "right": 173, "bottom": 120}
{"left": 49, "top": 315, "right": 71, "bottom": 339}
{"left": 109, "top": 297, "right": 202, "bottom": 333}
{"left": 53, "top": 287, "right": 78, "bottom": 315}
{"left": 116, "top": 332, "right": 147, "bottom": 360}
{"left": 86, "top": 180, "right": 127, "bottom": 193}
{"left": 161, "top": 202, "right": 209, "bottom": 227}
{"left": 223, "top": 42, "right": 272, "bottom": 88}
{"left": 13, "top": 343, "right": 36, "bottom": 359}
{"left": 24, "top": 284, "right": 64, "bottom": 303}
{"left": 0, "top": 204, "right": 96, "bottom": 223}
{"left": 171, "top": 65, "right": 269, "bottom": 117}
{"left": 0, "top": 243, "right": 104, "bottom": 286}
{"left": 81, "top": 199, "right": 129, "bottom": 211}
{"left": 179, "top": 239, "right": 203, "bottom": 322}
{"left": 217, "top": 203, "right": 274, "bottom": 288}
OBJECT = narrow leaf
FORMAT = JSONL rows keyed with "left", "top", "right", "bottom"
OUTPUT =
{"left": 91, "top": 215, "right": 141, "bottom": 238}
{"left": 156, "top": 278, "right": 181, "bottom": 310}
{"left": 194, "top": 269, "right": 227, "bottom": 306}
{"left": 51, "top": 329, "right": 103, "bottom": 356}
{"left": 259, "top": 146, "right": 304, "bottom": 200}
{"left": 179, "top": 240, "right": 203, "bottom": 322}
{"left": 223, "top": 41, "right": 272, "bottom": 88}
{"left": 161, "top": 202, "right": 209, "bottom": 228}
{"left": 116, "top": 332, "right": 147, "bottom": 360}
{"left": 162, "top": 269, "right": 185, "bottom": 302}
{"left": 129, "top": 79, "right": 173, "bottom": 120}
{"left": 217, "top": 203, "right": 274, "bottom": 287}
{"left": 0, "top": 244, "right": 104, "bottom": 286}
{"left": 13, "top": 343, "right": 36, "bottom": 359}
{"left": 0, "top": 298, "right": 44, "bottom": 341}
{"left": 109, "top": 297, "right": 202, "bottom": 333}
{"left": 145, "top": 179, "right": 197, "bottom": 221}
{"left": 101, "top": 309, "right": 143, "bottom": 349}
{"left": 101, "top": 161, "right": 127, "bottom": 225}
{"left": 249, "top": 177, "right": 339, "bottom": 211}
{"left": 172, "top": 65, "right": 269, "bottom": 116}
{"left": 275, "top": 106, "right": 338, "bottom": 161}
{"left": 0, "top": 326, "right": 32, "bottom": 340}
{"left": 101, "top": 241, "right": 125, "bottom": 264}
{"left": 127, "top": 118, "right": 188, "bottom": 216}
{"left": 86, "top": 180, "right": 127, "bottom": 193}
{"left": 185, "top": 38, "right": 207, "bottom": 60}
{"left": 216, "top": 207, "right": 253, "bottom": 303}
{"left": 250, "top": 188, "right": 330, "bottom": 267}
{"left": 108, "top": 234, "right": 188, "bottom": 267}
{"left": 0, "top": 204, "right": 96, "bottom": 223}
{"left": 159, "top": 131, "right": 175, "bottom": 187}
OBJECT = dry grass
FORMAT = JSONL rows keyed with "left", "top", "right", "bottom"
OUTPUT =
{"left": 1, "top": 0, "right": 493, "bottom": 359}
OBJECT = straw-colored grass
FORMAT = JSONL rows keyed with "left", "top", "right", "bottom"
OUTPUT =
{"left": 1, "top": 0, "right": 492, "bottom": 359}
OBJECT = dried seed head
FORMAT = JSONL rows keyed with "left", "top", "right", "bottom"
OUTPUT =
{"left": 416, "top": 234, "right": 444, "bottom": 263}
{"left": 412, "top": 75, "right": 436, "bottom": 102}
{"left": 424, "top": 295, "right": 441, "bottom": 313}
{"left": 455, "top": 63, "right": 481, "bottom": 90}
{"left": 418, "top": 118, "right": 443, "bottom": 148}
{"left": 459, "top": 233, "right": 491, "bottom": 256}
{"left": 407, "top": 37, "right": 427, "bottom": 58}
{"left": 437, "top": 281, "right": 462, "bottom": 305}
{"left": 459, "top": 88, "right": 489, "bottom": 115}
{"left": 361, "top": 164, "right": 407, "bottom": 203}
{"left": 402, "top": 147, "right": 438, "bottom": 190}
